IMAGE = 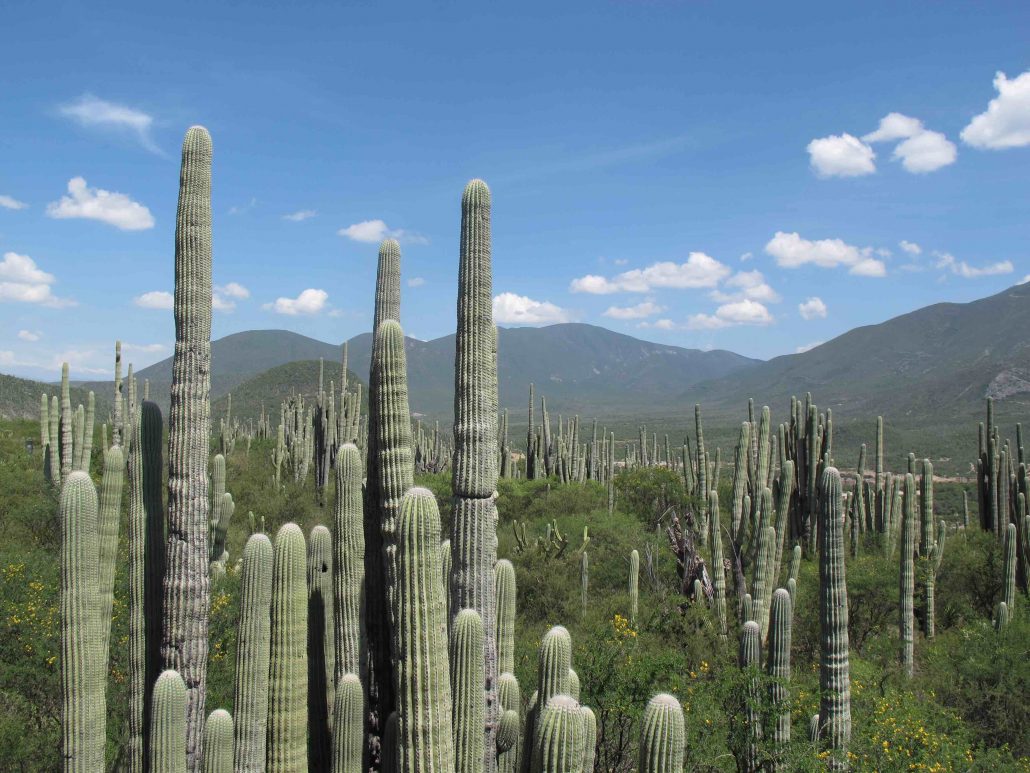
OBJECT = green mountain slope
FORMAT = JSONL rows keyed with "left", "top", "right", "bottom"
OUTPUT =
{"left": 211, "top": 360, "right": 366, "bottom": 422}
{"left": 0, "top": 373, "right": 112, "bottom": 423}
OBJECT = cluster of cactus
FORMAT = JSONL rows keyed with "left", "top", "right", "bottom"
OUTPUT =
{"left": 39, "top": 363, "right": 98, "bottom": 484}
{"left": 525, "top": 386, "right": 619, "bottom": 487}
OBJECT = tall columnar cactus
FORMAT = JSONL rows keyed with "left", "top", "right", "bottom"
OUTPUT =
{"left": 333, "top": 673, "right": 365, "bottom": 773}
{"left": 60, "top": 470, "right": 105, "bottom": 772}
{"left": 580, "top": 551, "right": 589, "bottom": 617}
{"left": 995, "top": 601, "right": 1010, "bottom": 631}
{"left": 753, "top": 525, "right": 776, "bottom": 641}
{"left": 538, "top": 625, "right": 573, "bottom": 706}
{"left": 164, "top": 125, "right": 214, "bottom": 769}
{"left": 203, "top": 709, "right": 233, "bottom": 773}
{"left": 307, "top": 524, "right": 335, "bottom": 769}
{"left": 925, "top": 519, "right": 946, "bottom": 639}
{"left": 60, "top": 362, "right": 73, "bottom": 483}
{"left": 151, "top": 670, "right": 187, "bottom": 773}
{"left": 737, "top": 621, "right": 761, "bottom": 773}
{"left": 374, "top": 238, "right": 401, "bottom": 332}
{"left": 580, "top": 705, "right": 596, "bottom": 773}
{"left": 395, "top": 487, "right": 455, "bottom": 773}
{"left": 818, "top": 468, "right": 851, "bottom": 770}
{"left": 899, "top": 473, "right": 916, "bottom": 678}
{"left": 1003, "top": 522, "right": 1017, "bottom": 614}
{"left": 78, "top": 391, "right": 95, "bottom": 471}
{"left": 709, "top": 489, "right": 728, "bottom": 636}
{"left": 452, "top": 609, "right": 486, "bottom": 773}
{"left": 767, "top": 588, "right": 792, "bottom": 770}
{"left": 97, "top": 445, "right": 124, "bottom": 671}
{"left": 233, "top": 533, "right": 273, "bottom": 773}
{"left": 629, "top": 549, "right": 640, "bottom": 622}
{"left": 495, "top": 559, "right": 517, "bottom": 674}
{"left": 267, "top": 523, "right": 308, "bottom": 773}
{"left": 919, "top": 460, "right": 934, "bottom": 556}
{"left": 451, "top": 177, "right": 500, "bottom": 770}
{"left": 334, "top": 444, "right": 366, "bottom": 687}
{"left": 442, "top": 539, "right": 453, "bottom": 626}
{"left": 638, "top": 693, "right": 685, "bottom": 773}
{"left": 497, "top": 673, "right": 522, "bottom": 773}
{"left": 532, "top": 695, "right": 584, "bottom": 773}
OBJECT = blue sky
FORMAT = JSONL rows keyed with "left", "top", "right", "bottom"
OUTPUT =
{"left": 1, "top": 1, "right": 1028, "bottom": 379}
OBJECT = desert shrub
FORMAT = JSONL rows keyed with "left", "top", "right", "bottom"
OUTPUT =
{"left": 613, "top": 466, "right": 694, "bottom": 530}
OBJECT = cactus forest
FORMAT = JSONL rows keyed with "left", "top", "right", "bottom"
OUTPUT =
{"left": 0, "top": 121, "right": 1026, "bottom": 773}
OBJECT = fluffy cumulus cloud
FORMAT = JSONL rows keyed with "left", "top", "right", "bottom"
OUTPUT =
{"left": 806, "top": 133, "right": 876, "bottom": 177}
{"left": 492, "top": 292, "right": 571, "bottom": 326}
{"left": 603, "top": 300, "right": 664, "bottom": 320}
{"left": 570, "top": 252, "right": 730, "bottom": 294}
{"left": 17, "top": 330, "right": 41, "bottom": 342}
{"left": 212, "top": 282, "right": 250, "bottom": 311}
{"left": 134, "top": 290, "right": 174, "bottom": 310}
{"left": 47, "top": 177, "right": 154, "bottom": 230}
{"left": 0, "top": 252, "right": 74, "bottom": 307}
{"left": 899, "top": 240, "right": 922, "bottom": 255}
{"left": 264, "top": 288, "right": 329, "bottom": 315}
{"left": 710, "top": 270, "right": 781, "bottom": 304}
{"left": 765, "top": 231, "right": 886, "bottom": 277}
{"left": 122, "top": 342, "right": 166, "bottom": 353}
{"left": 58, "top": 94, "right": 161, "bottom": 154}
{"left": 933, "top": 252, "right": 1013, "bottom": 278}
{"left": 338, "top": 219, "right": 428, "bottom": 245}
{"left": 961, "top": 71, "right": 1030, "bottom": 150}
{"left": 687, "top": 299, "right": 774, "bottom": 330}
{"left": 798, "top": 296, "right": 828, "bottom": 320}
{"left": 0, "top": 194, "right": 28, "bottom": 210}
{"left": 283, "top": 209, "right": 316, "bottom": 222}
{"left": 863, "top": 113, "right": 957, "bottom": 173}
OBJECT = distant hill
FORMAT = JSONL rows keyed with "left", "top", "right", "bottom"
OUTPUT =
{"left": 0, "top": 373, "right": 112, "bottom": 423}
{"left": 211, "top": 360, "right": 366, "bottom": 422}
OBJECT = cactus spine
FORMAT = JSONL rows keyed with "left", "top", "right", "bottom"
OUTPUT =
{"left": 451, "top": 178, "right": 500, "bottom": 770}
{"left": 163, "top": 125, "right": 214, "bottom": 768}
{"left": 926, "top": 518, "right": 946, "bottom": 639}
{"left": 233, "top": 534, "right": 273, "bottom": 773}
{"left": 638, "top": 694, "right": 685, "bottom": 773}
{"left": 1003, "top": 522, "right": 1017, "bottom": 614}
{"left": 899, "top": 473, "right": 916, "bottom": 678}
{"left": 203, "top": 709, "right": 233, "bottom": 773}
{"left": 495, "top": 559, "right": 517, "bottom": 675}
{"left": 333, "top": 674, "right": 365, "bottom": 773}
{"left": 818, "top": 468, "right": 851, "bottom": 769}
{"left": 737, "top": 620, "right": 761, "bottom": 772}
{"left": 709, "top": 489, "right": 728, "bottom": 636}
{"left": 452, "top": 609, "right": 486, "bottom": 773}
{"left": 307, "top": 524, "right": 335, "bottom": 768}
{"left": 395, "top": 487, "right": 455, "bottom": 773}
{"left": 151, "top": 670, "right": 188, "bottom": 773}
{"left": 532, "top": 695, "right": 584, "bottom": 773}
{"left": 267, "top": 523, "right": 308, "bottom": 773}
{"left": 497, "top": 673, "right": 522, "bottom": 773}
{"left": 334, "top": 444, "right": 366, "bottom": 686}
{"left": 767, "top": 588, "right": 792, "bottom": 770}
{"left": 97, "top": 445, "right": 124, "bottom": 672}
{"left": 629, "top": 549, "right": 639, "bottom": 623}
{"left": 60, "top": 470, "right": 105, "bottom": 772}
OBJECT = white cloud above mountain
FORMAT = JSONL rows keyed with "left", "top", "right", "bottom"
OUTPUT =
{"left": 47, "top": 177, "right": 154, "bottom": 230}
{"left": 798, "top": 296, "right": 828, "bottom": 320}
{"left": 58, "top": 94, "right": 161, "bottom": 154}
{"left": 687, "top": 299, "right": 774, "bottom": 330}
{"left": 570, "top": 252, "right": 730, "bottom": 294}
{"left": 603, "top": 300, "right": 664, "bottom": 319}
{"left": 0, "top": 252, "right": 74, "bottom": 307}
{"left": 933, "top": 251, "right": 1013, "bottom": 278}
{"left": 863, "top": 113, "right": 957, "bottom": 173}
{"left": 264, "top": 288, "right": 329, "bottom": 315}
{"left": 765, "top": 231, "right": 886, "bottom": 277}
{"left": 493, "top": 292, "right": 571, "bottom": 325}
{"left": 961, "top": 70, "right": 1030, "bottom": 149}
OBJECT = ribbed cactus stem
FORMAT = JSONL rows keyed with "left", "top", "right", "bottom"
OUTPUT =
{"left": 580, "top": 551, "right": 589, "bottom": 617}
{"left": 495, "top": 559, "right": 517, "bottom": 674}
{"left": 151, "top": 670, "right": 187, "bottom": 773}
{"left": 899, "top": 473, "right": 916, "bottom": 678}
{"left": 580, "top": 705, "right": 596, "bottom": 773}
{"left": 533, "top": 695, "right": 584, "bottom": 773}
{"left": 995, "top": 601, "right": 1010, "bottom": 630}
{"left": 374, "top": 238, "right": 401, "bottom": 332}
{"left": 1003, "top": 522, "right": 1017, "bottom": 614}
{"left": 97, "top": 445, "right": 124, "bottom": 671}
{"left": 233, "top": 534, "right": 272, "bottom": 773}
{"left": 452, "top": 609, "right": 486, "bottom": 773}
{"left": 709, "top": 490, "right": 728, "bottom": 636}
{"left": 753, "top": 525, "right": 776, "bottom": 641}
{"left": 333, "top": 674, "right": 366, "bottom": 773}
{"left": 163, "top": 125, "right": 214, "bottom": 769}
{"left": 629, "top": 549, "right": 639, "bottom": 622}
{"left": 818, "top": 468, "right": 851, "bottom": 770}
{"left": 767, "top": 588, "right": 792, "bottom": 770}
{"left": 638, "top": 693, "right": 685, "bottom": 773}
{"left": 333, "top": 444, "right": 366, "bottom": 687}
{"left": 203, "top": 709, "right": 233, "bottom": 773}
{"left": 60, "top": 362, "right": 72, "bottom": 483}
{"left": 497, "top": 673, "right": 522, "bottom": 773}
{"left": 395, "top": 487, "right": 455, "bottom": 773}
{"left": 538, "top": 625, "right": 572, "bottom": 706}
{"left": 60, "top": 470, "right": 105, "bottom": 772}
{"left": 267, "top": 523, "right": 308, "bottom": 773}
{"left": 737, "top": 620, "right": 761, "bottom": 772}
{"left": 307, "top": 524, "right": 335, "bottom": 768}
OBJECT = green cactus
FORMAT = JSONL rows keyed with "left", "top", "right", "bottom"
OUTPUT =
{"left": 533, "top": 695, "right": 584, "bottom": 773}
{"left": 638, "top": 693, "right": 685, "bottom": 773}
{"left": 267, "top": 523, "right": 308, "bottom": 773}
{"left": 580, "top": 705, "right": 596, "bottom": 773}
{"left": 374, "top": 238, "right": 401, "bottom": 332}
{"left": 60, "top": 470, "right": 105, "bottom": 772}
{"left": 995, "top": 600, "right": 1010, "bottom": 631}
{"left": 925, "top": 519, "right": 946, "bottom": 639}
{"left": 580, "top": 551, "right": 589, "bottom": 617}
{"left": 767, "top": 588, "right": 792, "bottom": 770}
{"left": 452, "top": 608, "right": 486, "bottom": 773}
{"left": 382, "top": 711, "right": 399, "bottom": 773}
{"left": 395, "top": 487, "right": 455, "bottom": 773}
{"left": 498, "top": 709, "right": 520, "bottom": 754}
{"left": 151, "top": 670, "right": 187, "bottom": 773}
{"left": 1003, "top": 522, "right": 1017, "bottom": 614}
{"left": 629, "top": 549, "right": 639, "bottom": 622}
{"left": 899, "top": 473, "right": 916, "bottom": 679}
{"left": 307, "top": 524, "right": 335, "bottom": 768}
{"left": 788, "top": 544, "right": 801, "bottom": 586}
{"left": 737, "top": 620, "right": 761, "bottom": 772}
{"left": 78, "top": 391, "right": 95, "bottom": 471}
{"left": 203, "top": 709, "right": 232, "bottom": 773}
{"left": 60, "top": 362, "right": 72, "bottom": 483}
{"left": 498, "top": 673, "right": 522, "bottom": 773}
{"left": 753, "top": 525, "right": 776, "bottom": 641}
{"left": 495, "top": 559, "right": 517, "bottom": 674}
{"left": 709, "top": 490, "right": 728, "bottom": 637}
{"left": 442, "top": 538, "right": 453, "bottom": 625}
{"left": 49, "top": 394, "right": 60, "bottom": 486}
{"left": 538, "top": 625, "right": 572, "bottom": 706}
{"left": 333, "top": 673, "right": 366, "bottom": 773}
{"left": 568, "top": 669, "right": 580, "bottom": 702}
{"left": 164, "top": 125, "right": 214, "bottom": 766}
{"left": 919, "top": 459, "right": 934, "bottom": 556}
{"left": 232, "top": 533, "right": 272, "bottom": 773}
{"left": 97, "top": 445, "right": 124, "bottom": 672}
{"left": 333, "top": 443, "right": 366, "bottom": 688}
{"left": 818, "top": 467, "right": 851, "bottom": 769}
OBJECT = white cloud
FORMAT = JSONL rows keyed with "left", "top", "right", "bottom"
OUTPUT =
{"left": 407, "top": 277, "right": 426, "bottom": 288}
{"left": 648, "top": 319, "right": 677, "bottom": 330}
{"left": 765, "top": 231, "right": 887, "bottom": 277}
{"left": 603, "top": 300, "right": 664, "bottom": 320}
{"left": 710, "top": 270, "right": 781, "bottom": 304}
{"left": 283, "top": 209, "right": 316, "bottom": 222}
{"left": 492, "top": 292, "right": 571, "bottom": 326}
{"left": 122, "top": 342, "right": 166, "bottom": 353}
{"left": 796, "top": 341, "right": 824, "bottom": 354}
{"left": 211, "top": 282, "right": 250, "bottom": 312}
{"left": 570, "top": 252, "right": 730, "bottom": 294}
{"left": 0, "top": 252, "right": 73, "bottom": 307}
{"left": 933, "top": 251, "right": 1013, "bottom": 278}
{"left": 739, "top": 252, "right": 753, "bottom": 262}
{"left": 134, "top": 291, "right": 174, "bottom": 310}
{"left": 798, "top": 296, "right": 828, "bottom": 320}
{"left": 264, "top": 288, "right": 329, "bottom": 316}
{"left": 899, "top": 240, "right": 922, "bottom": 255}
{"left": 806, "top": 133, "right": 876, "bottom": 177}
{"left": 338, "top": 219, "right": 428, "bottom": 245}
{"left": 0, "top": 194, "right": 28, "bottom": 210}
{"left": 47, "top": 177, "right": 154, "bottom": 230}
{"left": 218, "top": 282, "right": 249, "bottom": 299}
{"left": 961, "top": 70, "right": 1030, "bottom": 149}
{"left": 687, "top": 299, "right": 774, "bottom": 330}
{"left": 58, "top": 94, "right": 161, "bottom": 154}
{"left": 17, "top": 330, "right": 41, "bottom": 342}
{"left": 862, "top": 112, "right": 957, "bottom": 173}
